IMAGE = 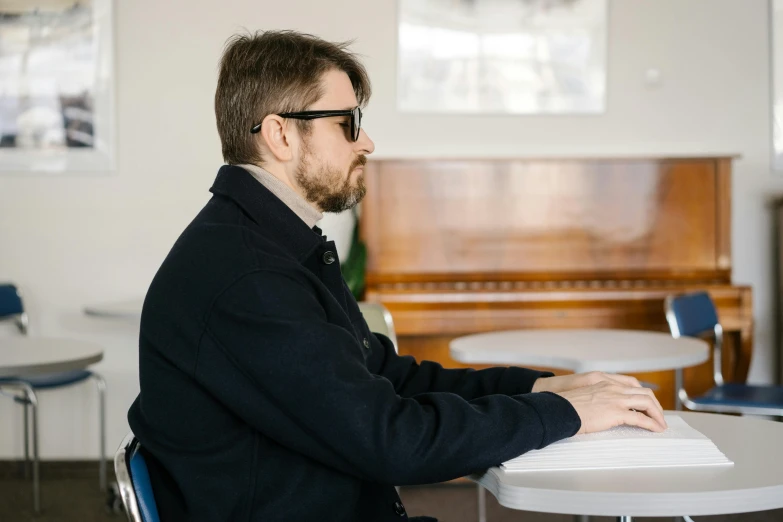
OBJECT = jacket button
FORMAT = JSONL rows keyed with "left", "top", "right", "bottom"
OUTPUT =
{"left": 363, "top": 338, "right": 370, "bottom": 349}
{"left": 321, "top": 251, "right": 336, "bottom": 265}
{"left": 393, "top": 501, "right": 406, "bottom": 516}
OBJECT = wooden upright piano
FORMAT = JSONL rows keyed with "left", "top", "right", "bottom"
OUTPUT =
{"left": 361, "top": 156, "right": 753, "bottom": 409}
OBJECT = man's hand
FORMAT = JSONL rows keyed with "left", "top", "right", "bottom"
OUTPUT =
{"left": 557, "top": 381, "right": 668, "bottom": 434}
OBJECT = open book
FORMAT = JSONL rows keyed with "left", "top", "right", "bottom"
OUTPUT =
{"left": 502, "top": 415, "right": 733, "bottom": 472}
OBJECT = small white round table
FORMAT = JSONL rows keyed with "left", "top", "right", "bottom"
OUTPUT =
{"left": 0, "top": 337, "right": 104, "bottom": 513}
{"left": 0, "top": 337, "right": 104, "bottom": 377}
{"left": 452, "top": 329, "right": 710, "bottom": 522}
{"left": 83, "top": 298, "right": 143, "bottom": 320}
{"left": 450, "top": 329, "right": 708, "bottom": 374}
{"left": 472, "top": 411, "right": 783, "bottom": 519}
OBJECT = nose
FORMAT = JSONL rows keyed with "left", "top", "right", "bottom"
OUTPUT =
{"left": 356, "top": 128, "right": 375, "bottom": 155}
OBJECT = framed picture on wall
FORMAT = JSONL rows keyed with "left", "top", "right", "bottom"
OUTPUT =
{"left": 0, "top": 0, "right": 115, "bottom": 173}
{"left": 773, "top": 0, "right": 783, "bottom": 171}
{"left": 397, "top": 0, "right": 608, "bottom": 114}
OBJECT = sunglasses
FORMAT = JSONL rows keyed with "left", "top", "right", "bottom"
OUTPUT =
{"left": 250, "top": 106, "right": 363, "bottom": 142}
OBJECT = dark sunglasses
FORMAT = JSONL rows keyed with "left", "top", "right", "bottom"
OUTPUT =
{"left": 250, "top": 106, "right": 363, "bottom": 142}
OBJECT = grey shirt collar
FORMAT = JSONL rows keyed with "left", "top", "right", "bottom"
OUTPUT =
{"left": 237, "top": 163, "right": 323, "bottom": 229}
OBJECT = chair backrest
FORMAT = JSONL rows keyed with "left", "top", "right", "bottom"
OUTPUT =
{"left": 115, "top": 432, "right": 161, "bottom": 522}
{"left": 664, "top": 291, "right": 724, "bottom": 385}
{"left": 357, "top": 302, "right": 398, "bottom": 353}
{"left": 0, "top": 283, "right": 28, "bottom": 334}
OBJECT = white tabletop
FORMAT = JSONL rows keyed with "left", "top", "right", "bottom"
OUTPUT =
{"left": 83, "top": 298, "right": 143, "bottom": 319}
{"left": 0, "top": 337, "right": 104, "bottom": 377}
{"left": 472, "top": 411, "right": 783, "bottom": 517}
{"left": 450, "top": 329, "right": 709, "bottom": 373}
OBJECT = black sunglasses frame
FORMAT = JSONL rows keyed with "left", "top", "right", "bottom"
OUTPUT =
{"left": 250, "top": 107, "right": 362, "bottom": 142}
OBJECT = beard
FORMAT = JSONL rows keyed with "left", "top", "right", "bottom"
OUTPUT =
{"left": 295, "top": 139, "right": 367, "bottom": 213}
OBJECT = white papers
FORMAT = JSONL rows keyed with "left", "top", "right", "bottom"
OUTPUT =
{"left": 502, "top": 415, "right": 733, "bottom": 472}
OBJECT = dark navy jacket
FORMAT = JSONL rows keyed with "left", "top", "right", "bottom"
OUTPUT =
{"left": 127, "top": 165, "right": 581, "bottom": 521}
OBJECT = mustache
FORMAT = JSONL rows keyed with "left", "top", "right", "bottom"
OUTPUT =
{"left": 350, "top": 155, "right": 367, "bottom": 171}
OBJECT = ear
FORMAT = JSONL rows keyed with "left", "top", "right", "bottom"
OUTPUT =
{"left": 258, "top": 114, "right": 295, "bottom": 162}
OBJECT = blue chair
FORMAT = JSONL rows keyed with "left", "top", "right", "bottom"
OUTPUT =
{"left": 115, "top": 432, "right": 160, "bottom": 522}
{"left": 664, "top": 291, "right": 783, "bottom": 417}
{"left": 0, "top": 283, "right": 107, "bottom": 513}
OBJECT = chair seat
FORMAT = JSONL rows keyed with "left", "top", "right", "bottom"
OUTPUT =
{"left": 0, "top": 370, "right": 93, "bottom": 389}
{"left": 692, "top": 383, "right": 783, "bottom": 409}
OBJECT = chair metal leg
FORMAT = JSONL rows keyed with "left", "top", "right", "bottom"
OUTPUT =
{"left": 14, "top": 382, "right": 41, "bottom": 514}
{"left": 92, "top": 372, "right": 107, "bottom": 491}
{"left": 477, "top": 484, "right": 486, "bottom": 522}
{"left": 23, "top": 401, "right": 30, "bottom": 479}
{"left": 31, "top": 389, "right": 40, "bottom": 514}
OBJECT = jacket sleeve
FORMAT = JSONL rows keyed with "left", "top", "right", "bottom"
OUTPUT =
{"left": 366, "top": 331, "right": 554, "bottom": 399}
{"left": 195, "top": 269, "right": 581, "bottom": 486}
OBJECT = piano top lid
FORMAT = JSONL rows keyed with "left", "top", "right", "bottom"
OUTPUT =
{"left": 366, "top": 154, "right": 742, "bottom": 163}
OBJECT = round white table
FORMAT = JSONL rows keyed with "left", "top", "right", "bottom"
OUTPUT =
{"left": 0, "top": 336, "right": 104, "bottom": 513}
{"left": 453, "top": 329, "right": 710, "bottom": 522}
{"left": 0, "top": 337, "right": 104, "bottom": 377}
{"left": 450, "top": 329, "right": 709, "bottom": 374}
{"left": 83, "top": 298, "right": 143, "bottom": 320}
{"left": 472, "top": 411, "right": 783, "bottom": 519}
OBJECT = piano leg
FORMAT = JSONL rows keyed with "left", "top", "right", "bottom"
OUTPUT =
{"left": 737, "top": 326, "right": 753, "bottom": 382}
{"left": 722, "top": 328, "right": 753, "bottom": 383}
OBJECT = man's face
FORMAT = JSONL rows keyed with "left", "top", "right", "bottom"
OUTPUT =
{"left": 294, "top": 69, "right": 375, "bottom": 213}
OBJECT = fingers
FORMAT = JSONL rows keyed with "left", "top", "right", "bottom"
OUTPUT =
{"left": 622, "top": 409, "right": 666, "bottom": 432}
{"left": 622, "top": 394, "right": 667, "bottom": 430}
{"left": 619, "top": 386, "right": 665, "bottom": 416}
{"left": 588, "top": 381, "right": 666, "bottom": 419}
{"left": 563, "top": 377, "right": 669, "bottom": 435}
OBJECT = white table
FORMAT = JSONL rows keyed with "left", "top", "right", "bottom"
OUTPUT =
{"left": 0, "top": 337, "right": 104, "bottom": 377}
{"left": 0, "top": 337, "right": 104, "bottom": 513}
{"left": 451, "top": 329, "right": 710, "bottom": 522}
{"left": 450, "top": 329, "right": 708, "bottom": 374}
{"left": 83, "top": 298, "right": 143, "bottom": 320}
{"left": 472, "top": 411, "right": 783, "bottom": 519}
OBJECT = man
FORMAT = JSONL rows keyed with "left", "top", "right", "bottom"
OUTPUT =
{"left": 128, "top": 30, "right": 666, "bottom": 522}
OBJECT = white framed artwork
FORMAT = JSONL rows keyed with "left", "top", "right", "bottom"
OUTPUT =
{"left": 0, "top": 0, "right": 115, "bottom": 173}
{"left": 397, "top": 0, "right": 607, "bottom": 115}
{"left": 772, "top": 0, "right": 783, "bottom": 171}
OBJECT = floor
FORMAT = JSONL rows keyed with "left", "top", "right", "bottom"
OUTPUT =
{"left": 3, "top": 475, "right": 783, "bottom": 522}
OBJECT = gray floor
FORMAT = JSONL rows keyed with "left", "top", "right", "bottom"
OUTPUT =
{"left": 1, "top": 476, "right": 782, "bottom": 521}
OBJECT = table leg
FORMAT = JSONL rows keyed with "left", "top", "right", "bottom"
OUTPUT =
{"left": 574, "top": 516, "right": 590, "bottom": 522}
{"left": 617, "top": 517, "right": 632, "bottom": 522}
{"left": 477, "top": 484, "right": 486, "bottom": 522}
{"left": 675, "top": 368, "right": 683, "bottom": 411}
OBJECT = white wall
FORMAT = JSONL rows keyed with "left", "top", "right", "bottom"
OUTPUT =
{"left": 0, "top": 0, "right": 780, "bottom": 459}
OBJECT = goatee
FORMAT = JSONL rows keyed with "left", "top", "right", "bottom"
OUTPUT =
{"left": 296, "top": 148, "right": 367, "bottom": 213}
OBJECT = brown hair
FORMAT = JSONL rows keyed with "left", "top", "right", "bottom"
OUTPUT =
{"left": 215, "top": 30, "right": 371, "bottom": 165}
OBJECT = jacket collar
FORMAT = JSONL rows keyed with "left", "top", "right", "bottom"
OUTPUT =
{"left": 209, "top": 165, "right": 325, "bottom": 262}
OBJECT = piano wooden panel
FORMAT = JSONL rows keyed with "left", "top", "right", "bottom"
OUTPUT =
{"left": 363, "top": 158, "right": 731, "bottom": 279}
{"left": 361, "top": 157, "right": 751, "bottom": 411}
